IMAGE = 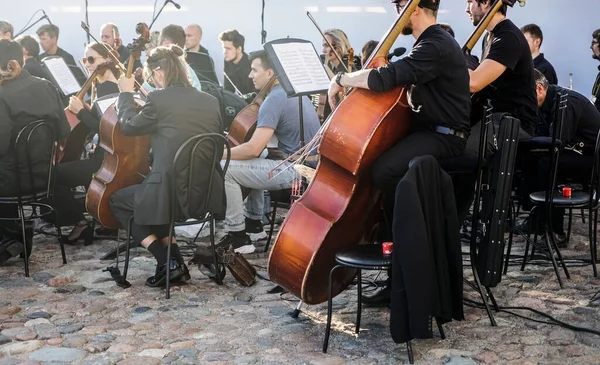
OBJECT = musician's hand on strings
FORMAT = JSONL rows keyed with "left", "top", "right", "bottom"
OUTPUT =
{"left": 328, "top": 77, "right": 342, "bottom": 110}
{"left": 118, "top": 75, "right": 136, "bottom": 93}
{"left": 68, "top": 97, "right": 84, "bottom": 114}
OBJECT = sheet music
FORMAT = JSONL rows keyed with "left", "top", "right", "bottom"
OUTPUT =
{"left": 95, "top": 96, "right": 118, "bottom": 115}
{"left": 271, "top": 42, "right": 331, "bottom": 95}
{"left": 42, "top": 57, "right": 80, "bottom": 96}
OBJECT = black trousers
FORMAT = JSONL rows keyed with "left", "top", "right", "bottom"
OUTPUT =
{"left": 53, "top": 158, "right": 102, "bottom": 226}
{"left": 372, "top": 130, "right": 467, "bottom": 239}
{"left": 110, "top": 184, "right": 171, "bottom": 245}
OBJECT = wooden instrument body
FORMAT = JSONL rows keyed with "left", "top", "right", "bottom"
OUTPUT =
{"left": 268, "top": 54, "right": 412, "bottom": 304}
{"left": 226, "top": 103, "right": 259, "bottom": 147}
{"left": 85, "top": 99, "right": 150, "bottom": 229}
{"left": 59, "top": 107, "right": 91, "bottom": 162}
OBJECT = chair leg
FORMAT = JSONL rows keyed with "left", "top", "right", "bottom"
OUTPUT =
{"left": 581, "top": 208, "right": 586, "bottom": 223}
{"left": 543, "top": 226, "right": 565, "bottom": 288}
{"left": 435, "top": 318, "right": 446, "bottom": 340}
{"left": 323, "top": 264, "right": 343, "bottom": 353}
{"left": 264, "top": 202, "right": 278, "bottom": 253}
{"left": 356, "top": 269, "right": 362, "bottom": 334}
{"left": 122, "top": 217, "right": 133, "bottom": 283}
{"left": 406, "top": 340, "right": 414, "bottom": 364}
{"left": 504, "top": 203, "right": 515, "bottom": 274}
{"left": 566, "top": 208, "right": 573, "bottom": 244}
{"left": 208, "top": 216, "right": 222, "bottom": 285}
{"left": 20, "top": 213, "right": 29, "bottom": 278}
{"left": 591, "top": 208, "right": 598, "bottom": 277}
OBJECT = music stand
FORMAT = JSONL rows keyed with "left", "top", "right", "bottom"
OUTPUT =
{"left": 41, "top": 56, "right": 82, "bottom": 98}
{"left": 186, "top": 52, "right": 219, "bottom": 85}
{"left": 263, "top": 38, "right": 330, "bottom": 148}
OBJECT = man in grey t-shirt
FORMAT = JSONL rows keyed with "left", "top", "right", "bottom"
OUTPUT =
{"left": 219, "top": 50, "right": 321, "bottom": 253}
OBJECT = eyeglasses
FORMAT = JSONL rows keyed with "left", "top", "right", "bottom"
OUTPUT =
{"left": 82, "top": 56, "right": 103, "bottom": 64}
{"left": 145, "top": 66, "right": 161, "bottom": 86}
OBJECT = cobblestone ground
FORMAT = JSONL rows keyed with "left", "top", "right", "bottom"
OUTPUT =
{"left": 0, "top": 213, "right": 599, "bottom": 365}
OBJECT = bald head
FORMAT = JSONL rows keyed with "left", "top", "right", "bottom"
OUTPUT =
{"left": 100, "top": 23, "right": 120, "bottom": 49}
{"left": 185, "top": 24, "right": 203, "bottom": 52}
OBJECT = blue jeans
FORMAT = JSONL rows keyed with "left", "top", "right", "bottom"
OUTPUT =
{"left": 221, "top": 158, "right": 299, "bottom": 232}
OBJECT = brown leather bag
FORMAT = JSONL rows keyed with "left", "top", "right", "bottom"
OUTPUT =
{"left": 189, "top": 245, "right": 256, "bottom": 286}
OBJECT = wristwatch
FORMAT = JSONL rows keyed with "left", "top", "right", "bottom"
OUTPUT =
{"left": 335, "top": 72, "right": 345, "bottom": 87}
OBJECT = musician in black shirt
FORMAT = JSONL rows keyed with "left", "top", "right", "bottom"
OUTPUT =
{"left": 0, "top": 40, "right": 69, "bottom": 263}
{"left": 37, "top": 24, "right": 76, "bottom": 67}
{"left": 466, "top": 0, "right": 538, "bottom": 136}
{"left": 219, "top": 29, "right": 254, "bottom": 95}
{"left": 328, "top": 0, "right": 469, "bottom": 306}
{"left": 15, "top": 35, "right": 51, "bottom": 81}
{"left": 521, "top": 23, "right": 558, "bottom": 85}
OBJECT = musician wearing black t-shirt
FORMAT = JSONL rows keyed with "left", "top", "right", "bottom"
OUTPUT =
{"left": 591, "top": 29, "right": 600, "bottom": 113}
{"left": 521, "top": 23, "right": 558, "bottom": 85}
{"left": 466, "top": 0, "right": 538, "bottom": 136}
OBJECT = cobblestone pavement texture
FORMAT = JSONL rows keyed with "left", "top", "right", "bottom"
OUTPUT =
{"left": 0, "top": 215, "right": 599, "bottom": 365}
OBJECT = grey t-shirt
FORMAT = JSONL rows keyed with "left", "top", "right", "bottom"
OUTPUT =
{"left": 257, "top": 84, "right": 320, "bottom": 155}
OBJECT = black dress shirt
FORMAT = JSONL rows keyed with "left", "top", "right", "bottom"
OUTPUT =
{"left": 223, "top": 52, "right": 254, "bottom": 95}
{"left": 116, "top": 45, "right": 130, "bottom": 63}
{"left": 593, "top": 67, "right": 600, "bottom": 113}
{"left": 40, "top": 47, "right": 77, "bottom": 67}
{"left": 0, "top": 70, "right": 70, "bottom": 195}
{"left": 533, "top": 53, "right": 558, "bottom": 85}
{"left": 367, "top": 24, "right": 471, "bottom": 134}
{"left": 23, "top": 58, "right": 51, "bottom": 81}
{"left": 539, "top": 85, "right": 600, "bottom": 146}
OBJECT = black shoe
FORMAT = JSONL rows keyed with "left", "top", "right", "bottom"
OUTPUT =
{"left": 63, "top": 222, "right": 94, "bottom": 245}
{"left": 245, "top": 218, "right": 268, "bottom": 243}
{"left": 361, "top": 286, "right": 391, "bottom": 308}
{"left": 513, "top": 218, "right": 544, "bottom": 235}
{"left": 217, "top": 232, "right": 255, "bottom": 254}
{"left": 0, "top": 237, "right": 24, "bottom": 265}
{"left": 94, "top": 226, "right": 118, "bottom": 237}
{"left": 145, "top": 261, "right": 185, "bottom": 287}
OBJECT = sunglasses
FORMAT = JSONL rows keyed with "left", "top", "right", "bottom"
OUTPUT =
{"left": 82, "top": 56, "right": 103, "bottom": 64}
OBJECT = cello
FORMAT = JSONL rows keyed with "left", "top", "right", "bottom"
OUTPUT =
{"left": 59, "top": 61, "right": 112, "bottom": 162}
{"left": 267, "top": 1, "right": 419, "bottom": 305}
{"left": 226, "top": 75, "right": 277, "bottom": 147}
{"left": 85, "top": 23, "right": 151, "bottom": 229}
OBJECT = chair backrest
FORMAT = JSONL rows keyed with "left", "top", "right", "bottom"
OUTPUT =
{"left": 171, "top": 133, "right": 231, "bottom": 222}
{"left": 588, "top": 129, "right": 600, "bottom": 206}
{"left": 545, "top": 89, "right": 569, "bottom": 210}
{"left": 12, "top": 120, "right": 58, "bottom": 201}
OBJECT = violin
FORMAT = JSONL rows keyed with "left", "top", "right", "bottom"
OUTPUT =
{"left": 59, "top": 61, "right": 112, "bottom": 162}
{"left": 268, "top": 1, "right": 417, "bottom": 305}
{"left": 85, "top": 23, "right": 151, "bottom": 229}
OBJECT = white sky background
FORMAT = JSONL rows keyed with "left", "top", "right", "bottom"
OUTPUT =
{"left": 5, "top": 0, "right": 599, "bottom": 96}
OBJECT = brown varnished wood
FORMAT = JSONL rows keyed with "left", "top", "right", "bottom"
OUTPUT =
{"left": 267, "top": 0, "right": 419, "bottom": 305}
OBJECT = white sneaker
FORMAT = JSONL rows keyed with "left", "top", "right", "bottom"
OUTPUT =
{"left": 234, "top": 244, "right": 256, "bottom": 254}
{"left": 248, "top": 231, "right": 268, "bottom": 243}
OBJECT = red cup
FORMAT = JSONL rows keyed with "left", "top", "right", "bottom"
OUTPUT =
{"left": 562, "top": 187, "right": 572, "bottom": 198}
{"left": 382, "top": 242, "right": 393, "bottom": 255}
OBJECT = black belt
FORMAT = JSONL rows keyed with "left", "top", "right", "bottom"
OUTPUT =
{"left": 435, "top": 126, "right": 468, "bottom": 140}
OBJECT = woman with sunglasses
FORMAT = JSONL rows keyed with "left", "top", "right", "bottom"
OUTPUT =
{"left": 109, "top": 44, "right": 223, "bottom": 287}
{"left": 53, "top": 42, "right": 121, "bottom": 245}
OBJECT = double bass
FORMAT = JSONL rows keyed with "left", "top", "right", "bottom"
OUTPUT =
{"left": 267, "top": 1, "right": 418, "bottom": 305}
{"left": 59, "top": 62, "right": 111, "bottom": 162}
{"left": 85, "top": 23, "right": 151, "bottom": 229}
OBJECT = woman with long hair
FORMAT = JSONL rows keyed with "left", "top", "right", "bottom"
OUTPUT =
{"left": 109, "top": 44, "right": 224, "bottom": 287}
{"left": 54, "top": 42, "right": 121, "bottom": 244}
{"left": 321, "top": 29, "right": 362, "bottom": 74}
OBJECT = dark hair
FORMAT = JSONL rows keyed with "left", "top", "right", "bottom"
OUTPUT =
{"left": 37, "top": 24, "right": 60, "bottom": 39}
{"left": 87, "top": 42, "right": 122, "bottom": 79}
{"left": 521, "top": 23, "right": 543, "bottom": 46}
{"left": 534, "top": 69, "right": 549, "bottom": 90}
{"left": 0, "top": 39, "right": 24, "bottom": 85}
{"left": 145, "top": 44, "right": 191, "bottom": 88}
{"left": 475, "top": 0, "right": 507, "bottom": 15}
{"left": 219, "top": 29, "right": 245, "bottom": 52}
{"left": 439, "top": 23, "right": 455, "bottom": 38}
{"left": 361, "top": 40, "right": 378, "bottom": 65}
{"left": 249, "top": 50, "right": 272, "bottom": 71}
{"left": 160, "top": 24, "right": 186, "bottom": 48}
{"left": 15, "top": 35, "right": 40, "bottom": 57}
{"left": 0, "top": 20, "right": 13, "bottom": 38}
{"left": 593, "top": 29, "right": 600, "bottom": 40}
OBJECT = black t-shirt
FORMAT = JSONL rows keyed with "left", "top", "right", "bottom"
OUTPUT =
{"left": 23, "top": 57, "right": 51, "bottom": 81}
{"left": 533, "top": 53, "right": 558, "bottom": 85}
{"left": 40, "top": 47, "right": 77, "bottom": 67}
{"left": 223, "top": 52, "right": 254, "bottom": 95}
{"left": 368, "top": 24, "right": 471, "bottom": 134}
{"left": 593, "top": 68, "right": 600, "bottom": 113}
{"left": 539, "top": 85, "right": 600, "bottom": 146}
{"left": 482, "top": 19, "right": 538, "bottom": 135}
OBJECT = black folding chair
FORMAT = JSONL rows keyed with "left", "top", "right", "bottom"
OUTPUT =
{"left": 121, "top": 133, "right": 230, "bottom": 298}
{"left": 0, "top": 121, "right": 66, "bottom": 276}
